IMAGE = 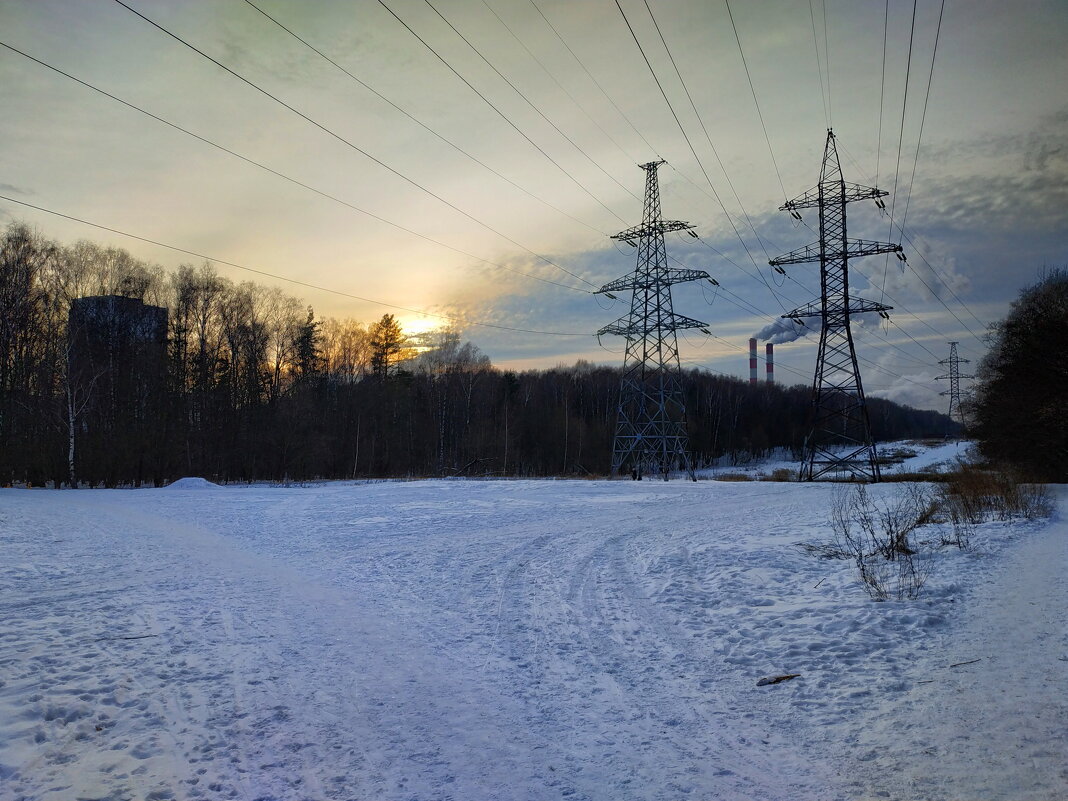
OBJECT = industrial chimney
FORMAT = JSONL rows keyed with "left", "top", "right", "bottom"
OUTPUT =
{"left": 766, "top": 342, "right": 774, "bottom": 383}
{"left": 749, "top": 338, "right": 758, "bottom": 384}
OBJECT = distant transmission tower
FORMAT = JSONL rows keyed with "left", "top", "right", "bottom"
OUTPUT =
{"left": 936, "top": 341, "right": 972, "bottom": 427}
{"left": 597, "top": 161, "right": 709, "bottom": 480}
{"left": 770, "top": 130, "right": 903, "bottom": 482}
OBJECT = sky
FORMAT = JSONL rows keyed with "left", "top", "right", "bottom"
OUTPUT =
{"left": 2, "top": 0, "right": 1066, "bottom": 411}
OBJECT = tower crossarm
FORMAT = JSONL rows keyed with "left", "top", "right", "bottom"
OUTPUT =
{"left": 770, "top": 239, "right": 903, "bottom": 266}
{"left": 782, "top": 300, "right": 823, "bottom": 320}
{"left": 847, "top": 296, "right": 892, "bottom": 315}
{"left": 611, "top": 220, "right": 694, "bottom": 241}
{"left": 598, "top": 312, "right": 708, "bottom": 338}
{"left": 783, "top": 295, "right": 891, "bottom": 320}
{"left": 596, "top": 268, "right": 709, "bottom": 294}
{"left": 780, "top": 182, "right": 889, "bottom": 211}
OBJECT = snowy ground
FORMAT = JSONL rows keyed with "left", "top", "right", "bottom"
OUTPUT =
{"left": 1, "top": 444, "right": 1065, "bottom": 800}
{"left": 697, "top": 438, "right": 972, "bottom": 480}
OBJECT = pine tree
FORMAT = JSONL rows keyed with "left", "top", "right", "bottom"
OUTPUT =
{"left": 368, "top": 314, "right": 406, "bottom": 378}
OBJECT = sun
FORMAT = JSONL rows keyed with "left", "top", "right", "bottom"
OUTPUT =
{"left": 398, "top": 316, "right": 442, "bottom": 338}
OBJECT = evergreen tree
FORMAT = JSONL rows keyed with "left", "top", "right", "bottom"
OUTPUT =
{"left": 368, "top": 313, "right": 406, "bottom": 378}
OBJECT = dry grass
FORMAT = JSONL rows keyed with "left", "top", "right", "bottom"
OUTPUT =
{"left": 938, "top": 462, "right": 1054, "bottom": 523}
{"left": 762, "top": 467, "right": 797, "bottom": 482}
{"left": 714, "top": 473, "right": 755, "bottom": 482}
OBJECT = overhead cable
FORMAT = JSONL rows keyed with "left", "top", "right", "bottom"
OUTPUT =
{"left": 875, "top": 0, "right": 889, "bottom": 187}
{"left": 0, "top": 40, "right": 586, "bottom": 294}
{"left": 644, "top": 0, "right": 774, "bottom": 261}
{"left": 375, "top": 0, "right": 631, "bottom": 226}
{"left": 897, "top": 0, "right": 946, "bottom": 236}
{"left": 722, "top": 0, "right": 788, "bottom": 201}
{"left": 881, "top": 0, "right": 919, "bottom": 304}
{"left": 112, "top": 0, "right": 596, "bottom": 291}
{"left": 612, "top": 0, "right": 789, "bottom": 311}
{"left": 476, "top": 0, "right": 640, "bottom": 166}
{"left": 241, "top": 0, "right": 609, "bottom": 239}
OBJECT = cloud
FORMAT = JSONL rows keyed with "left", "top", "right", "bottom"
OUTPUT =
{"left": 868, "top": 370, "right": 942, "bottom": 410}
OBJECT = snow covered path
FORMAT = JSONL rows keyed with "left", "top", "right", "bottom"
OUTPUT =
{"left": 1, "top": 477, "right": 1064, "bottom": 800}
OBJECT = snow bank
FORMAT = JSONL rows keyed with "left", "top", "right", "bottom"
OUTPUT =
{"left": 163, "top": 476, "right": 220, "bottom": 489}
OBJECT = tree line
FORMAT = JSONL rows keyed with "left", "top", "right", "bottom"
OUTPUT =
{"left": 0, "top": 222, "right": 953, "bottom": 486}
{"left": 968, "top": 268, "right": 1067, "bottom": 482}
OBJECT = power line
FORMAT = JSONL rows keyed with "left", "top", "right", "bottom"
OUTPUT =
{"left": 722, "top": 0, "right": 788, "bottom": 201}
{"left": 822, "top": 0, "right": 831, "bottom": 126}
{"left": 679, "top": 249, "right": 937, "bottom": 385}
{"left": 376, "top": 0, "right": 631, "bottom": 227}
{"left": 777, "top": 204, "right": 973, "bottom": 359}
{"left": 112, "top": 0, "right": 596, "bottom": 291}
{"left": 808, "top": 0, "right": 829, "bottom": 126}
{"left": 728, "top": 330, "right": 938, "bottom": 393}
{"left": 0, "top": 39, "right": 586, "bottom": 295}
{"left": 875, "top": 0, "right": 889, "bottom": 188}
{"left": 612, "top": 0, "right": 788, "bottom": 312}
{"left": 476, "top": 0, "right": 641, "bottom": 167}
{"left": 894, "top": 225, "right": 988, "bottom": 333}
{"left": 837, "top": 141, "right": 987, "bottom": 349}
{"left": 898, "top": 0, "right": 946, "bottom": 236}
{"left": 836, "top": 131, "right": 989, "bottom": 340}
{"left": 881, "top": 0, "right": 918, "bottom": 304}
{"left": 643, "top": 0, "right": 774, "bottom": 263}
{"left": 670, "top": 269, "right": 934, "bottom": 391}
{"left": 241, "top": 0, "right": 609, "bottom": 240}
{"left": 0, "top": 193, "right": 590, "bottom": 338}
{"left": 527, "top": 0, "right": 661, "bottom": 159}
{"left": 850, "top": 258, "right": 983, "bottom": 355}
{"left": 532, "top": 0, "right": 807, "bottom": 318}
{"left": 882, "top": 219, "right": 987, "bottom": 347}
{"left": 421, "top": 0, "right": 640, "bottom": 207}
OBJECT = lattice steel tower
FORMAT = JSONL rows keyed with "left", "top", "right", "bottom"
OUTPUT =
{"left": 936, "top": 341, "right": 972, "bottom": 427}
{"left": 770, "top": 130, "right": 903, "bottom": 482}
{"left": 596, "top": 161, "right": 709, "bottom": 480}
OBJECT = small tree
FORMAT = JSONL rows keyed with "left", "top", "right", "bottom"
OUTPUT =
{"left": 294, "top": 306, "right": 322, "bottom": 380}
{"left": 970, "top": 268, "right": 1068, "bottom": 481}
{"left": 368, "top": 313, "right": 407, "bottom": 378}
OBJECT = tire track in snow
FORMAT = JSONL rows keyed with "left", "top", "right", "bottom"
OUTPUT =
{"left": 476, "top": 489, "right": 833, "bottom": 801}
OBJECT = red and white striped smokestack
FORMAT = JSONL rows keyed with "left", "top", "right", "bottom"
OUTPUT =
{"left": 766, "top": 342, "right": 774, "bottom": 383}
{"left": 749, "top": 338, "right": 758, "bottom": 384}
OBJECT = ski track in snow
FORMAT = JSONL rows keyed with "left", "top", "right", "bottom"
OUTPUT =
{"left": 0, "top": 467, "right": 1064, "bottom": 800}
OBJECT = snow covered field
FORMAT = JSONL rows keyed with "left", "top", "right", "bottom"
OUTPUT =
{"left": 1, "top": 445, "right": 1065, "bottom": 800}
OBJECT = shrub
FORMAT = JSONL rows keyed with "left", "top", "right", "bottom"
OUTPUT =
{"left": 829, "top": 484, "right": 934, "bottom": 600}
{"left": 763, "top": 467, "right": 796, "bottom": 482}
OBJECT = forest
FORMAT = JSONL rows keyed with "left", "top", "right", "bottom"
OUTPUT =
{"left": 0, "top": 222, "right": 953, "bottom": 486}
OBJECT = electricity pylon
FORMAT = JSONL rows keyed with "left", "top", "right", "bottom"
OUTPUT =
{"left": 770, "top": 130, "right": 903, "bottom": 482}
{"left": 596, "top": 160, "right": 709, "bottom": 480}
{"left": 936, "top": 341, "right": 972, "bottom": 427}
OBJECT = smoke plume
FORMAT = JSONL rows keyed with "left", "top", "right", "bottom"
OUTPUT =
{"left": 754, "top": 317, "right": 809, "bottom": 344}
